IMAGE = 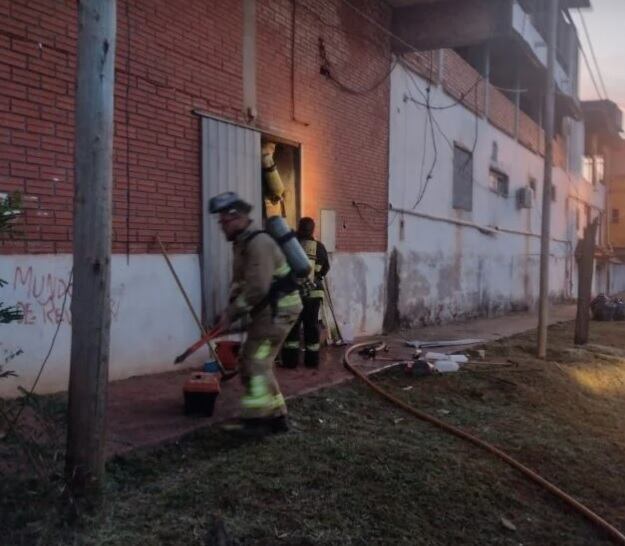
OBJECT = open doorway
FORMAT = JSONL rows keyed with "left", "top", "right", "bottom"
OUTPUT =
{"left": 261, "top": 137, "right": 301, "bottom": 230}
{"left": 200, "top": 118, "right": 302, "bottom": 324}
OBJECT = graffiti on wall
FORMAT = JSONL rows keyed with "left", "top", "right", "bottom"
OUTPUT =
{"left": 10, "top": 266, "right": 122, "bottom": 326}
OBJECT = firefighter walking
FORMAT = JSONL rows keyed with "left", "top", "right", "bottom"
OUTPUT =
{"left": 210, "top": 192, "right": 303, "bottom": 436}
{"left": 282, "top": 217, "right": 330, "bottom": 368}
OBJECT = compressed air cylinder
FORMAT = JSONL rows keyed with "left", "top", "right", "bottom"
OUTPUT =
{"left": 261, "top": 142, "right": 285, "bottom": 202}
{"left": 265, "top": 216, "right": 311, "bottom": 278}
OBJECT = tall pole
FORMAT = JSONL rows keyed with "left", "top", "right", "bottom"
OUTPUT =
{"left": 66, "top": 0, "right": 117, "bottom": 497}
{"left": 537, "top": 0, "right": 559, "bottom": 359}
{"left": 574, "top": 219, "right": 599, "bottom": 345}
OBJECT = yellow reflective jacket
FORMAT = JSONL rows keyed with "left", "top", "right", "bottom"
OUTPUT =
{"left": 225, "top": 222, "right": 302, "bottom": 321}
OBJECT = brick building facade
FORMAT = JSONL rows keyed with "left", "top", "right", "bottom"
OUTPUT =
{"left": 1, "top": 0, "right": 614, "bottom": 396}
{"left": 0, "top": 0, "right": 390, "bottom": 256}
{"left": 0, "top": 0, "right": 392, "bottom": 396}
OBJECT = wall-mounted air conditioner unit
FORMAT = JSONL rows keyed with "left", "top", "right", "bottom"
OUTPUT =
{"left": 517, "top": 187, "right": 533, "bottom": 209}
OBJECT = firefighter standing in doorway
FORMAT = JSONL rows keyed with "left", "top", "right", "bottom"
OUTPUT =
{"left": 282, "top": 217, "right": 330, "bottom": 368}
{"left": 210, "top": 191, "right": 303, "bottom": 436}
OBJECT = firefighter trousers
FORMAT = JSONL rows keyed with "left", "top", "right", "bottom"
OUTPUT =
{"left": 281, "top": 297, "right": 322, "bottom": 368}
{"left": 239, "top": 309, "right": 299, "bottom": 419}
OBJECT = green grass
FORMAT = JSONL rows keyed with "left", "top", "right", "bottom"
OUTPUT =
{"left": 3, "top": 321, "right": 625, "bottom": 545}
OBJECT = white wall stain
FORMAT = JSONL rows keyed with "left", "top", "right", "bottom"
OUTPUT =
{"left": 388, "top": 63, "right": 608, "bottom": 327}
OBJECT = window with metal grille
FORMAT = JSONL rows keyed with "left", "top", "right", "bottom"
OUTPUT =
{"left": 452, "top": 145, "right": 473, "bottom": 211}
{"left": 489, "top": 169, "right": 509, "bottom": 198}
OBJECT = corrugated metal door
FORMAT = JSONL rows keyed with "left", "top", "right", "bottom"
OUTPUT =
{"left": 201, "top": 117, "right": 261, "bottom": 324}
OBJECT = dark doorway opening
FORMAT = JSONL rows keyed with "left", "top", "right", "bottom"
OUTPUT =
{"left": 261, "top": 137, "right": 301, "bottom": 230}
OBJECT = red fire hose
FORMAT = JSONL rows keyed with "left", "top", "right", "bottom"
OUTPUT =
{"left": 344, "top": 341, "right": 625, "bottom": 545}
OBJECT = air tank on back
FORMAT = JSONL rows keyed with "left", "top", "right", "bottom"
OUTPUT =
{"left": 265, "top": 216, "right": 311, "bottom": 278}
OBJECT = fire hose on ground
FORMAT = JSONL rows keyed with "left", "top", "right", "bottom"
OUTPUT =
{"left": 343, "top": 341, "right": 625, "bottom": 545}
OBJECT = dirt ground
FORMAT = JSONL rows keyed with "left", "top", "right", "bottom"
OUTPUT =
{"left": 3, "top": 320, "right": 625, "bottom": 545}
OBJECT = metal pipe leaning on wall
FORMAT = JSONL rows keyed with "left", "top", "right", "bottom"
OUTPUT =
{"left": 389, "top": 204, "right": 497, "bottom": 235}
{"left": 389, "top": 204, "right": 573, "bottom": 246}
{"left": 343, "top": 341, "right": 625, "bottom": 545}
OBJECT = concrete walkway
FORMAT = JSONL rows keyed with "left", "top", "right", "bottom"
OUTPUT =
{"left": 106, "top": 304, "right": 576, "bottom": 458}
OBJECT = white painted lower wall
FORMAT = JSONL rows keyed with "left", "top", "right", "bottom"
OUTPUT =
{"left": 388, "top": 218, "right": 570, "bottom": 326}
{"left": 387, "top": 64, "right": 604, "bottom": 327}
{"left": 0, "top": 254, "right": 208, "bottom": 398}
{"left": 326, "top": 252, "right": 386, "bottom": 337}
{"left": 0, "top": 250, "right": 385, "bottom": 397}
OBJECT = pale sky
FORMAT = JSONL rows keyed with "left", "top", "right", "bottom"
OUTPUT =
{"left": 570, "top": 0, "right": 625, "bottom": 111}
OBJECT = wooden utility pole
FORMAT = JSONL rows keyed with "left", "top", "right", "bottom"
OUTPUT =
{"left": 65, "top": 0, "right": 117, "bottom": 497}
{"left": 537, "top": 0, "right": 559, "bottom": 359}
{"left": 574, "top": 219, "right": 599, "bottom": 345}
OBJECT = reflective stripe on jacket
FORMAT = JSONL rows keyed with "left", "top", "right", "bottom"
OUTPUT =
{"left": 225, "top": 223, "right": 302, "bottom": 320}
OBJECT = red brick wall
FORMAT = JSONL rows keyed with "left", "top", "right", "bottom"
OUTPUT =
{"left": 554, "top": 134, "right": 567, "bottom": 169}
{"left": 441, "top": 49, "right": 485, "bottom": 116}
{"left": 1, "top": 0, "right": 243, "bottom": 254}
{"left": 0, "top": 0, "right": 390, "bottom": 255}
{"left": 255, "top": 0, "right": 390, "bottom": 252}
{"left": 518, "top": 109, "right": 540, "bottom": 154}
{"left": 434, "top": 47, "right": 565, "bottom": 164}
{"left": 401, "top": 50, "right": 439, "bottom": 84}
{"left": 112, "top": 0, "right": 244, "bottom": 254}
{"left": 488, "top": 87, "right": 516, "bottom": 138}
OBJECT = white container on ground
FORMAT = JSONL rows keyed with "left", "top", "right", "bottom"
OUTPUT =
{"left": 425, "top": 352, "right": 468, "bottom": 364}
{"left": 433, "top": 360, "right": 460, "bottom": 373}
{"left": 340, "top": 323, "right": 354, "bottom": 344}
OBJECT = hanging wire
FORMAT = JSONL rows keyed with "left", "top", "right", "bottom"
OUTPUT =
{"left": 578, "top": 10, "right": 609, "bottom": 100}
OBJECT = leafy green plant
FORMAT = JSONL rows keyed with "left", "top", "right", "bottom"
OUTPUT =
{"left": 0, "top": 191, "right": 21, "bottom": 234}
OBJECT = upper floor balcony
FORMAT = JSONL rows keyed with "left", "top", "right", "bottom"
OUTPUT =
{"left": 389, "top": 0, "right": 590, "bottom": 108}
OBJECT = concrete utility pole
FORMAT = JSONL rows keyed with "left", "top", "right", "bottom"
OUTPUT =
{"left": 537, "top": 0, "right": 559, "bottom": 359}
{"left": 65, "top": 0, "right": 117, "bottom": 497}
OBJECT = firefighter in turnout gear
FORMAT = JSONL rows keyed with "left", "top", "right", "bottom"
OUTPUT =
{"left": 281, "top": 217, "right": 330, "bottom": 368}
{"left": 210, "top": 192, "right": 303, "bottom": 436}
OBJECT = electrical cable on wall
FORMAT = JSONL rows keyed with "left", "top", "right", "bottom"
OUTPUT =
{"left": 319, "top": 37, "right": 397, "bottom": 96}
{"left": 404, "top": 64, "right": 538, "bottom": 201}
{"left": 399, "top": 57, "right": 527, "bottom": 111}
{"left": 415, "top": 93, "right": 430, "bottom": 207}
{"left": 125, "top": 0, "right": 132, "bottom": 263}
{"left": 410, "top": 51, "right": 437, "bottom": 209}
{"left": 403, "top": 73, "right": 482, "bottom": 111}
{"left": 351, "top": 201, "right": 388, "bottom": 232}
{"left": 293, "top": 0, "right": 388, "bottom": 55}
{"left": 306, "top": 0, "right": 592, "bottom": 235}
{"left": 7, "top": 271, "right": 73, "bottom": 433}
{"left": 404, "top": 72, "right": 489, "bottom": 202}
{"left": 321, "top": 0, "right": 589, "bottom": 271}
{"left": 468, "top": 81, "right": 480, "bottom": 160}
{"left": 417, "top": 99, "right": 439, "bottom": 208}
{"left": 403, "top": 63, "right": 588, "bottom": 261}
{"left": 402, "top": 67, "right": 443, "bottom": 209}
